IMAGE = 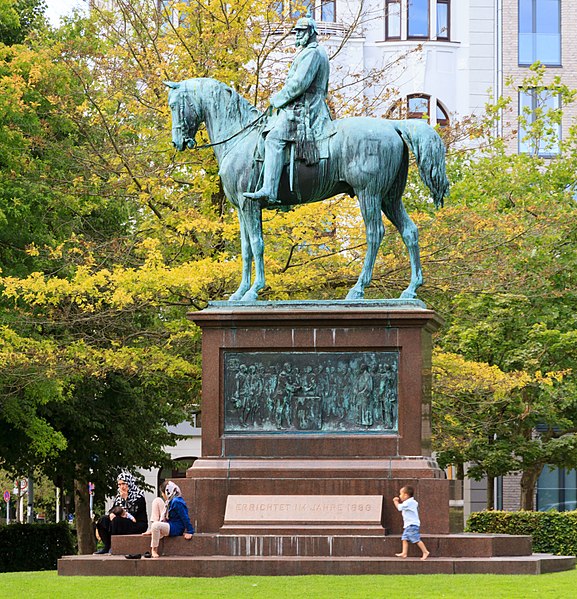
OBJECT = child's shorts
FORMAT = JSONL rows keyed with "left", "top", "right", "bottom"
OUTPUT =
{"left": 401, "top": 524, "right": 421, "bottom": 543}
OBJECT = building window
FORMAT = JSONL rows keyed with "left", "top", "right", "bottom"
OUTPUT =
{"left": 518, "top": 88, "right": 561, "bottom": 156}
{"left": 435, "top": 101, "right": 449, "bottom": 127}
{"left": 436, "top": 0, "right": 449, "bottom": 39}
{"left": 386, "top": 0, "right": 401, "bottom": 39}
{"left": 320, "top": 0, "right": 336, "bottom": 22}
{"left": 386, "top": 1, "right": 450, "bottom": 41}
{"left": 291, "top": 0, "right": 314, "bottom": 19}
{"left": 408, "top": 0, "right": 429, "bottom": 39}
{"left": 407, "top": 94, "right": 429, "bottom": 118}
{"left": 518, "top": 0, "right": 561, "bottom": 66}
{"left": 537, "top": 467, "right": 577, "bottom": 511}
{"left": 388, "top": 94, "right": 450, "bottom": 127}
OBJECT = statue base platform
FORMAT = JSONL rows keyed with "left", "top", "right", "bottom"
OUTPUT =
{"left": 59, "top": 532, "right": 575, "bottom": 576}
{"left": 57, "top": 302, "right": 576, "bottom": 577}
{"left": 187, "top": 300, "right": 447, "bottom": 534}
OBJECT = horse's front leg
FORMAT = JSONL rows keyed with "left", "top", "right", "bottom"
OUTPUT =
{"left": 240, "top": 201, "right": 266, "bottom": 301}
{"left": 346, "top": 192, "right": 384, "bottom": 300}
{"left": 382, "top": 199, "right": 423, "bottom": 299}
{"left": 229, "top": 207, "right": 253, "bottom": 300}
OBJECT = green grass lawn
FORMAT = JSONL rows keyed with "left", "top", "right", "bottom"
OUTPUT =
{"left": 1, "top": 569, "right": 576, "bottom": 598}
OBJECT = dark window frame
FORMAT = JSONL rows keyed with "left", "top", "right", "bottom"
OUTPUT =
{"left": 385, "top": 0, "right": 401, "bottom": 40}
{"left": 320, "top": 0, "right": 336, "bottom": 22}
{"left": 407, "top": 93, "right": 430, "bottom": 119}
{"left": 436, "top": 0, "right": 450, "bottom": 40}
{"left": 407, "top": 0, "right": 430, "bottom": 39}
{"left": 290, "top": 0, "right": 315, "bottom": 19}
{"left": 387, "top": 93, "right": 450, "bottom": 128}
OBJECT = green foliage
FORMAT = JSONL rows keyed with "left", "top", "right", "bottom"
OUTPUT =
{"left": 425, "top": 66, "right": 577, "bottom": 506}
{"left": 0, "top": 522, "right": 75, "bottom": 572}
{"left": 0, "top": 0, "right": 46, "bottom": 46}
{"left": 466, "top": 510, "right": 577, "bottom": 557}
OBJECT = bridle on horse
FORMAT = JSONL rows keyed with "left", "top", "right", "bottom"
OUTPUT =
{"left": 176, "top": 86, "right": 270, "bottom": 152}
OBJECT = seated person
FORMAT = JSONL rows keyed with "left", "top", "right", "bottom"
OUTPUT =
{"left": 142, "top": 492, "right": 165, "bottom": 535}
{"left": 149, "top": 480, "right": 194, "bottom": 558}
{"left": 94, "top": 471, "right": 148, "bottom": 554}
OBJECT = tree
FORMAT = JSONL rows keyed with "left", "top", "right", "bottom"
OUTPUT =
{"left": 0, "top": 0, "right": 46, "bottom": 46}
{"left": 420, "top": 67, "right": 577, "bottom": 509}
{"left": 432, "top": 349, "right": 576, "bottom": 509}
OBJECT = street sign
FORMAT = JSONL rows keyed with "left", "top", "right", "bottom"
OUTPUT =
{"left": 3, "top": 490, "right": 9, "bottom": 503}
{"left": 19, "top": 479, "right": 27, "bottom": 491}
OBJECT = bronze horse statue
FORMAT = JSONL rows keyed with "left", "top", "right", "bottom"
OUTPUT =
{"left": 166, "top": 78, "right": 449, "bottom": 300}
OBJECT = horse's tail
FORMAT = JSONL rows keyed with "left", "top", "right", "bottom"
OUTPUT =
{"left": 392, "top": 120, "right": 449, "bottom": 208}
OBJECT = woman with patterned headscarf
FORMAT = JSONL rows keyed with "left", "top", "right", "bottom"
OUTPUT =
{"left": 148, "top": 480, "right": 194, "bottom": 558}
{"left": 94, "top": 471, "right": 149, "bottom": 554}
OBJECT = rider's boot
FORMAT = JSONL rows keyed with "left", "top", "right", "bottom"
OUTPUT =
{"left": 244, "top": 140, "right": 284, "bottom": 206}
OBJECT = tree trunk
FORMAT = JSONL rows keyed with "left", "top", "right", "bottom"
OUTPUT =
{"left": 456, "top": 462, "right": 465, "bottom": 480}
{"left": 486, "top": 475, "right": 495, "bottom": 510}
{"left": 520, "top": 465, "right": 542, "bottom": 511}
{"left": 74, "top": 477, "right": 96, "bottom": 554}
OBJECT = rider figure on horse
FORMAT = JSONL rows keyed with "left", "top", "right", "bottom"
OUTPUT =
{"left": 243, "top": 13, "right": 332, "bottom": 205}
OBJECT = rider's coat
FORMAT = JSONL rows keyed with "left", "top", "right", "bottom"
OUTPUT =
{"left": 266, "top": 42, "right": 332, "bottom": 144}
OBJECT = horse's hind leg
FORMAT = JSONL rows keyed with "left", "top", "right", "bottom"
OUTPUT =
{"left": 382, "top": 196, "right": 423, "bottom": 299}
{"left": 346, "top": 191, "right": 384, "bottom": 300}
{"left": 240, "top": 201, "right": 266, "bottom": 301}
{"left": 229, "top": 207, "right": 254, "bottom": 300}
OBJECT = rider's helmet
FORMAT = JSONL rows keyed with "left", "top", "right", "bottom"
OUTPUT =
{"left": 293, "top": 12, "right": 318, "bottom": 35}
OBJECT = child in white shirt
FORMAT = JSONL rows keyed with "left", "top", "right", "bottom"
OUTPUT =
{"left": 393, "top": 485, "right": 430, "bottom": 560}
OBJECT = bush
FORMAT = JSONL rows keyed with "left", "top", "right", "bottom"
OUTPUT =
{"left": 466, "top": 510, "right": 577, "bottom": 556}
{"left": 0, "top": 522, "right": 76, "bottom": 572}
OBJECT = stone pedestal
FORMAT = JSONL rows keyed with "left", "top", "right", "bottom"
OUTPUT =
{"left": 185, "top": 300, "right": 449, "bottom": 535}
{"left": 58, "top": 302, "right": 577, "bottom": 576}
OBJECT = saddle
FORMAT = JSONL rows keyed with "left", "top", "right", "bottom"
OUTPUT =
{"left": 250, "top": 120, "right": 337, "bottom": 205}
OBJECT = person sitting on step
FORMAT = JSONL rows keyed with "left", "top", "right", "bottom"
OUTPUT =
{"left": 94, "top": 471, "right": 148, "bottom": 555}
{"left": 149, "top": 480, "right": 194, "bottom": 558}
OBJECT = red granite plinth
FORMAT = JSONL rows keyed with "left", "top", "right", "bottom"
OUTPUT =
{"left": 58, "top": 530, "right": 576, "bottom": 577}
{"left": 57, "top": 302, "right": 577, "bottom": 577}
{"left": 186, "top": 301, "right": 449, "bottom": 534}
{"left": 108, "top": 532, "right": 534, "bottom": 559}
{"left": 179, "top": 468, "right": 449, "bottom": 534}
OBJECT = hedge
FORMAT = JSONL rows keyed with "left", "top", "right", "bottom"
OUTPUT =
{"left": 466, "top": 510, "right": 577, "bottom": 556}
{"left": 0, "top": 522, "right": 76, "bottom": 572}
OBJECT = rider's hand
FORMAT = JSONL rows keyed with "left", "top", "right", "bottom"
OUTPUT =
{"left": 270, "top": 93, "right": 283, "bottom": 109}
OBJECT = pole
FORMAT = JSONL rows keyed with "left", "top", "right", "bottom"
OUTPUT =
{"left": 5, "top": 500, "right": 9, "bottom": 525}
{"left": 56, "top": 486, "right": 60, "bottom": 523}
{"left": 27, "top": 475, "right": 34, "bottom": 524}
{"left": 89, "top": 483, "right": 94, "bottom": 519}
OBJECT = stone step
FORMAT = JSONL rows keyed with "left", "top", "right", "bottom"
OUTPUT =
{"left": 58, "top": 553, "right": 576, "bottom": 577}
{"left": 110, "top": 533, "right": 533, "bottom": 558}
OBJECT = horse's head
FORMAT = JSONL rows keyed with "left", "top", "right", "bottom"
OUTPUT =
{"left": 165, "top": 81, "right": 201, "bottom": 151}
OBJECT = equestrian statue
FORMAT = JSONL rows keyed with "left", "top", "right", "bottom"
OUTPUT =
{"left": 165, "top": 14, "right": 449, "bottom": 301}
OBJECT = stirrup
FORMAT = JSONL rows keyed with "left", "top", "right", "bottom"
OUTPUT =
{"left": 243, "top": 189, "right": 269, "bottom": 200}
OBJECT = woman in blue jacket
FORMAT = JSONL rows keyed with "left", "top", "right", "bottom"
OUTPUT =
{"left": 150, "top": 480, "right": 194, "bottom": 558}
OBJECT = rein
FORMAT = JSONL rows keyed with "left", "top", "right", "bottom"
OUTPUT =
{"left": 182, "top": 92, "right": 271, "bottom": 151}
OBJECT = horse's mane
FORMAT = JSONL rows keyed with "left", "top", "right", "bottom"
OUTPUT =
{"left": 182, "top": 77, "right": 262, "bottom": 128}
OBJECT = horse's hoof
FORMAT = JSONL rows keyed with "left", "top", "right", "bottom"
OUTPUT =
{"left": 346, "top": 289, "right": 364, "bottom": 300}
{"left": 229, "top": 292, "right": 244, "bottom": 301}
{"left": 399, "top": 289, "right": 417, "bottom": 300}
{"left": 241, "top": 290, "right": 259, "bottom": 301}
